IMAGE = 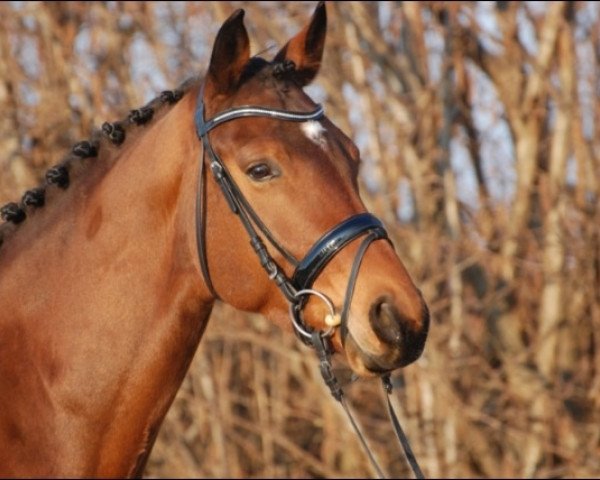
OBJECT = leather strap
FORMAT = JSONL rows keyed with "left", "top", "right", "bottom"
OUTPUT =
{"left": 339, "top": 230, "right": 387, "bottom": 341}
{"left": 291, "top": 213, "right": 387, "bottom": 291}
{"left": 382, "top": 376, "right": 425, "bottom": 479}
{"left": 197, "top": 103, "right": 325, "bottom": 136}
{"left": 195, "top": 137, "right": 219, "bottom": 298}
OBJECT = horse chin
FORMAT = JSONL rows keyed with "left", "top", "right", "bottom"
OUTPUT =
{"left": 342, "top": 330, "right": 410, "bottom": 377}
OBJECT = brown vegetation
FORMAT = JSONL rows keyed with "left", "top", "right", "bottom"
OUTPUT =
{"left": 1, "top": 2, "right": 598, "bottom": 477}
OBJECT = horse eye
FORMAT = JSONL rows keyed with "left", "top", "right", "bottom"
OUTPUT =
{"left": 246, "top": 163, "right": 274, "bottom": 182}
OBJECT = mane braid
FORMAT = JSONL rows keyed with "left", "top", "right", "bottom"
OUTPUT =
{"left": 102, "top": 122, "right": 126, "bottom": 146}
{"left": 22, "top": 188, "right": 46, "bottom": 208}
{"left": 0, "top": 76, "right": 198, "bottom": 249}
{"left": 0, "top": 203, "right": 26, "bottom": 224}
{"left": 129, "top": 107, "right": 154, "bottom": 125}
{"left": 46, "top": 165, "right": 70, "bottom": 189}
{"left": 72, "top": 141, "right": 98, "bottom": 158}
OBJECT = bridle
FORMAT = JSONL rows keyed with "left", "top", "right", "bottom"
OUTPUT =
{"left": 194, "top": 83, "right": 424, "bottom": 479}
{"left": 194, "top": 93, "right": 387, "bottom": 342}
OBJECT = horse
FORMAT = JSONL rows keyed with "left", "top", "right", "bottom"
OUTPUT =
{"left": 0, "top": 3, "right": 429, "bottom": 477}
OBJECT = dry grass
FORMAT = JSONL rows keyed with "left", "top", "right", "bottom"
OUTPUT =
{"left": 1, "top": 2, "right": 600, "bottom": 477}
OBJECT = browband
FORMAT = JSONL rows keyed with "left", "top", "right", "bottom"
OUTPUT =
{"left": 196, "top": 103, "right": 325, "bottom": 137}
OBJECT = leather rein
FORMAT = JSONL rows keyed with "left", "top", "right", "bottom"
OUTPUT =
{"left": 193, "top": 86, "right": 424, "bottom": 479}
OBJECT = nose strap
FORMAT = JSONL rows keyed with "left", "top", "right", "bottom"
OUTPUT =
{"left": 338, "top": 229, "right": 388, "bottom": 342}
{"left": 291, "top": 213, "right": 387, "bottom": 291}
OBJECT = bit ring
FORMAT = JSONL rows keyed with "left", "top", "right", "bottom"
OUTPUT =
{"left": 289, "top": 288, "right": 337, "bottom": 340}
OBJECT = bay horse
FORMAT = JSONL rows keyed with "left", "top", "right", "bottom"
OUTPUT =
{"left": 0, "top": 3, "right": 429, "bottom": 477}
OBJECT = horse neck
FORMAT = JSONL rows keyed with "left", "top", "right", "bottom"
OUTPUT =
{"left": 0, "top": 87, "right": 214, "bottom": 476}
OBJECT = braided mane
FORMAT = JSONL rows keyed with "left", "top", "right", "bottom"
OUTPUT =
{"left": 0, "top": 59, "right": 297, "bottom": 251}
{"left": 0, "top": 77, "right": 197, "bottom": 250}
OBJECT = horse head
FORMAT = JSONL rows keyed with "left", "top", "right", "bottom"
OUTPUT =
{"left": 198, "top": 3, "right": 429, "bottom": 376}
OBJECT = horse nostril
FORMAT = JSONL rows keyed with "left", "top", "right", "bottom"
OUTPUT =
{"left": 369, "top": 296, "right": 403, "bottom": 346}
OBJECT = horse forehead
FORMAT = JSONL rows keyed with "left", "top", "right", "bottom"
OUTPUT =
{"left": 301, "top": 121, "right": 327, "bottom": 149}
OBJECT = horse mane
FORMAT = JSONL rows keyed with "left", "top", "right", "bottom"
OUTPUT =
{"left": 0, "top": 76, "right": 199, "bottom": 251}
{"left": 0, "top": 57, "right": 297, "bottom": 252}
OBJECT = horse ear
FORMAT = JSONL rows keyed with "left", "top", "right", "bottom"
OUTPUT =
{"left": 273, "top": 2, "right": 327, "bottom": 86}
{"left": 205, "top": 9, "right": 250, "bottom": 97}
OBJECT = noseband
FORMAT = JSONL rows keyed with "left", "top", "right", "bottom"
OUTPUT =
{"left": 193, "top": 86, "right": 423, "bottom": 479}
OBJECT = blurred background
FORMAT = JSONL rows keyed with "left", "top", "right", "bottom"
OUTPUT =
{"left": 1, "top": 1, "right": 599, "bottom": 478}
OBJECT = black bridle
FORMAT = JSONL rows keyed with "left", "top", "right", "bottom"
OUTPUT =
{"left": 194, "top": 85, "right": 424, "bottom": 479}
{"left": 194, "top": 93, "right": 388, "bottom": 343}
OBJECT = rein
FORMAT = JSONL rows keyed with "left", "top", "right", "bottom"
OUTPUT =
{"left": 194, "top": 86, "right": 424, "bottom": 479}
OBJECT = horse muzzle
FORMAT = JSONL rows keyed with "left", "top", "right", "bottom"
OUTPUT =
{"left": 341, "top": 294, "right": 430, "bottom": 375}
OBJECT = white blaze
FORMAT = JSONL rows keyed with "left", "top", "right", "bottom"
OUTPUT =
{"left": 301, "top": 120, "right": 327, "bottom": 149}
